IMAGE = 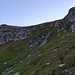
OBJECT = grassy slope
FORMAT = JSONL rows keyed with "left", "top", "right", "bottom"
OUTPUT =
{"left": 0, "top": 31, "right": 75, "bottom": 75}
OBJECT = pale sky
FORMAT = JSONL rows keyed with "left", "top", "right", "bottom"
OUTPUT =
{"left": 0, "top": 0, "right": 75, "bottom": 26}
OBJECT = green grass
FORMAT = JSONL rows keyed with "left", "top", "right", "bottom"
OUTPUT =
{"left": 0, "top": 31, "right": 75, "bottom": 75}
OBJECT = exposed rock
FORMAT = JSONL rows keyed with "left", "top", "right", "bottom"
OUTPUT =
{"left": 59, "top": 64, "right": 65, "bottom": 67}
{"left": 67, "top": 7, "right": 75, "bottom": 22}
{"left": 54, "top": 21, "right": 60, "bottom": 27}
{"left": 71, "top": 21, "right": 75, "bottom": 32}
{"left": 0, "top": 25, "right": 32, "bottom": 44}
{"left": 39, "top": 39, "right": 47, "bottom": 47}
{"left": 2, "top": 66, "right": 13, "bottom": 75}
{"left": 57, "top": 29, "right": 60, "bottom": 33}
{"left": 60, "top": 67, "right": 75, "bottom": 75}
{"left": 14, "top": 72, "right": 20, "bottom": 75}
{"left": 53, "top": 48, "right": 57, "bottom": 52}
{"left": 27, "top": 55, "right": 31, "bottom": 57}
{"left": 64, "top": 30, "right": 66, "bottom": 32}
{"left": 20, "top": 61, "right": 22, "bottom": 63}
{"left": 46, "top": 62, "right": 51, "bottom": 65}
{"left": 4, "top": 62, "right": 7, "bottom": 64}
{"left": 61, "top": 27, "right": 64, "bottom": 30}
{"left": 27, "top": 61, "right": 30, "bottom": 64}
{"left": 5, "top": 70, "right": 13, "bottom": 75}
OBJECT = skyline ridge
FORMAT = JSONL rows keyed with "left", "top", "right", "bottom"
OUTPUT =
{"left": 0, "top": 7, "right": 75, "bottom": 27}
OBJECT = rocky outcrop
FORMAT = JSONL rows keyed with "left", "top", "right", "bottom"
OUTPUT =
{"left": 66, "top": 7, "right": 75, "bottom": 32}
{"left": 71, "top": 21, "right": 75, "bottom": 32}
{"left": 67, "top": 7, "right": 75, "bottom": 22}
{"left": 0, "top": 25, "right": 32, "bottom": 44}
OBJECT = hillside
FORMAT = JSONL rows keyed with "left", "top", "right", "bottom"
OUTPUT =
{"left": 0, "top": 7, "right": 75, "bottom": 75}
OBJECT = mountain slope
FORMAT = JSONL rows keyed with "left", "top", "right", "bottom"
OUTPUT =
{"left": 0, "top": 7, "right": 75, "bottom": 75}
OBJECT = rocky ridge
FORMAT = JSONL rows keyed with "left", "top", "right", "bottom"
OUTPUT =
{"left": 0, "top": 7, "right": 75, "bottom": 46}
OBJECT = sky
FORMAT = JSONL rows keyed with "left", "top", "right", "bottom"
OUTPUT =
{"left": 0, "top": 0, "right": 75, "bottom": 26}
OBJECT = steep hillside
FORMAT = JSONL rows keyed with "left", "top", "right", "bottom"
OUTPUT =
{"left": 0, "top": 7, "right": 75, "bottom": 75}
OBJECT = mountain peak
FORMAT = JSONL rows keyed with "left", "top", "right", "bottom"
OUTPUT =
{"left": 69, "top": 7, "right": 75, "bottom": 13}
{"left": 67, "top": 7, "right": 75, "bottom": 22}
